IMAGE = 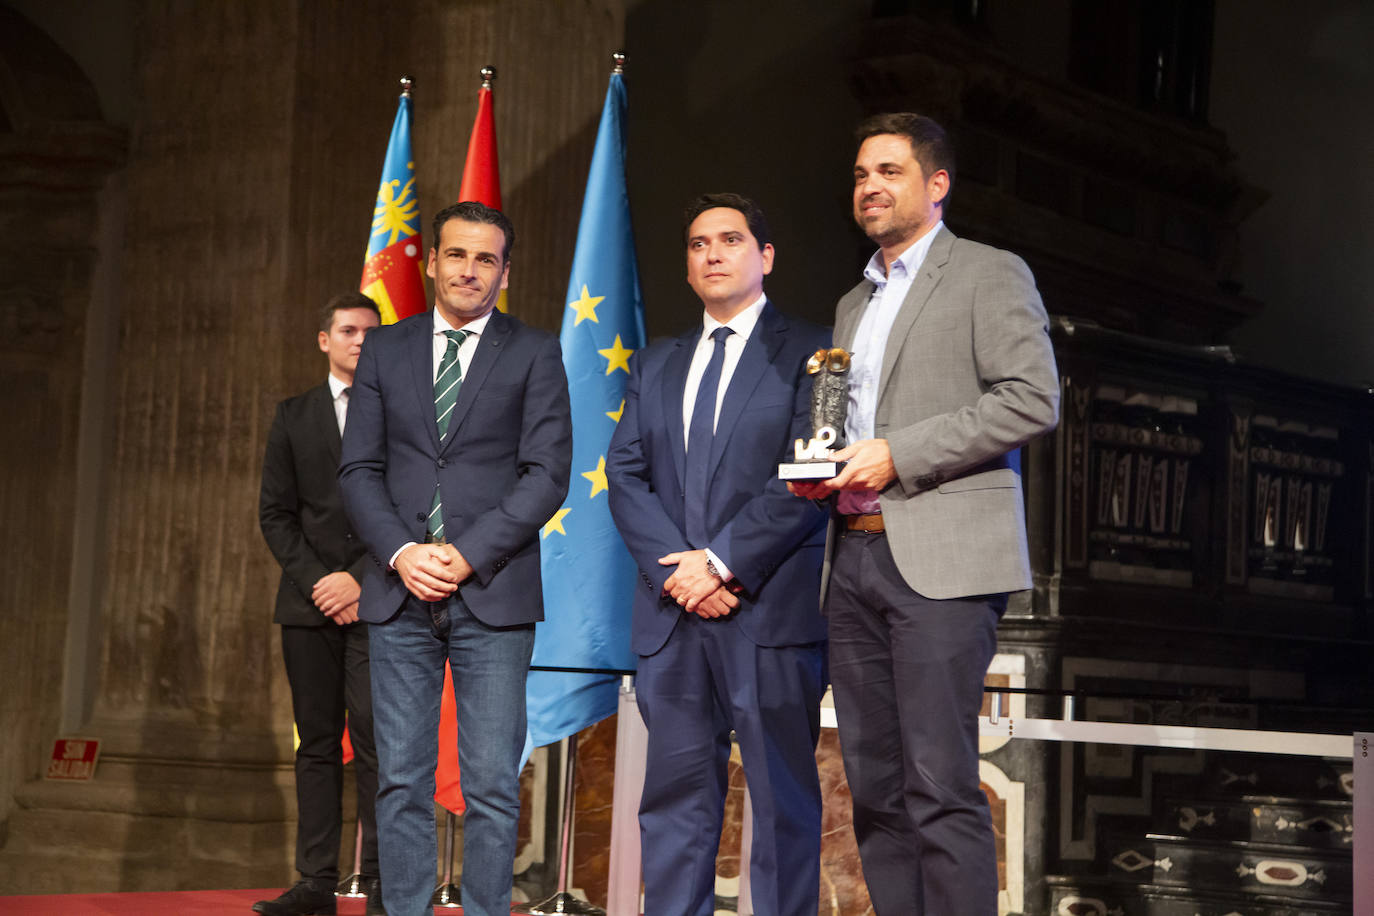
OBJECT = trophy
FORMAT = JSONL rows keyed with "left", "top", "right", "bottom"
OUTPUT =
{"left": 779, "top": 347, "right": 850, "bottom": 480}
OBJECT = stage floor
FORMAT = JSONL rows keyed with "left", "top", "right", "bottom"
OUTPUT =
{"left": 0, "top": 888, "right": 501, "bottom": 914}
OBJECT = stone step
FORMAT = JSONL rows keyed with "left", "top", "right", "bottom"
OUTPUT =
{"left": 0, "top": 759, "right": 366, "bottom": 896}
{"left": 1101, "top": 833, "right": 1351, "bottom": 903}
{"left": 1159, "top": 796, "right": 1352, "bottom": 851}
{"left": 14, "top": 755, "right": 298, "bottom": 822}
{"left": 1047, "top": 874, "right": 1351, "bottom": 915}
{"left": 1194, "top": 754, "right": 1353, "bottom": 803}
{"left": 1, "top": 804, "right": 351, "bottom": 864}
{"left": 0, "top": 847, "right": 293, "bottom": 895}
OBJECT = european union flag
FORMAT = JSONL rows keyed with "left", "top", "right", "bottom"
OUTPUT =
{"left": 529, "top": 69, "right": 644, "bottom": 748}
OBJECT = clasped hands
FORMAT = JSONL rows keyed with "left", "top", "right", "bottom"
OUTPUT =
{"left": 395, "top": 542, "right": 474, "bottom": 602}
{"left": 786, "top": 438, "right": 896, "bottom": 500}
{"left": 312, "top": 570, "right": 361, "bottom": 625}
{"left": 659, "top": 549, "right": 740, "bottom": 618}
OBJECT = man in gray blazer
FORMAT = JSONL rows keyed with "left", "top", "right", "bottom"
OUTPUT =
{"left": 790, "top": 112, "right": 1059, "bottom": 914}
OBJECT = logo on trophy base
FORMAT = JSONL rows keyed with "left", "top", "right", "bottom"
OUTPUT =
{"left": 779, "top": 347, "right": 851, "bottom": 481}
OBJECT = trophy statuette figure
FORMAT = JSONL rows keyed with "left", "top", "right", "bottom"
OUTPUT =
{"left": 779, "top": 347, "right": 850, "bottom": 480}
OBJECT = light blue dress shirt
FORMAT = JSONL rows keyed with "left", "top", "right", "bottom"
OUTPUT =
{"left": 837, "top": 221, "right": 944, "bottom": 516}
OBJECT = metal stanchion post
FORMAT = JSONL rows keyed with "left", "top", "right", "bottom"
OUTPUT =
{"left": 337, "top": 822, "right": 367, "bottom": 897}
{"left": 737, "top": 783, "right": 753, "bottom": 916}
{"left": 432, "top": 809, "right": 462, "bottom": 908}
{"left": 607, "top": 677, "right": 646, "bottom": 916}
{"left": 514, "top": 732, "right": 604, "bottom": 915}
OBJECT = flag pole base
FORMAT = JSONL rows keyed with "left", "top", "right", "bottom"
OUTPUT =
{"left": 431, "top": 882, "right": 462, "bottom": 908}
{"left": 514, "top": 890, "right": 605, "bottom": 915}
{"left": 335, "top": 873, "right": 367, "bottom": 898}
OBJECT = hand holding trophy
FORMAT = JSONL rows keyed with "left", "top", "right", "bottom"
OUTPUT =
{"left": 779, "top": 347, "right": 851, "bottom": 480}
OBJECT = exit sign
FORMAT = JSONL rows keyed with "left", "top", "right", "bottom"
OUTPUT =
{"left": 46, "top": 738, "right": 100, "bottom": 780}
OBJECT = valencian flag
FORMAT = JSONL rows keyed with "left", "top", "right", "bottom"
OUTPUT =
{"left": 529, "top": 56, "right": 644, "bottom": 748}
{"left": 361, "top": 78, "right": 425, "bottom": 325}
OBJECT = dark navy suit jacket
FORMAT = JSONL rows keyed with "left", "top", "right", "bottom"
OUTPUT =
{"left": 606, "top": 301, "right": 829, "bottom": 656}
{"left": 338, "top": 309, "right": 572, "bottom": 627}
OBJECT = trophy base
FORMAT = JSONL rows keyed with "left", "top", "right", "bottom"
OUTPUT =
{"left": 779, "top": 460, "right": 841, "bottom": 480}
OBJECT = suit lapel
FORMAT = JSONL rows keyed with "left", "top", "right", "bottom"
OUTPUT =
{"left": 876, "top": 226, "right": 953, "bottom": 403}
{"left": 708, "top": 302, "right": 784, "bottom": 483}
{"left": 834, "top": 283, "right": 873, "bottom": 351}
{"left": 314, "top": 382, "right": 342, "bottom": 466}
{"left": 440, "top": 309, "right": 511, "bottom": 454}
{"left": 407, "top": 316, "right": 442, "bottom": 454}
{"left": 661, "top": 329, "right": 695, "bottom": 491}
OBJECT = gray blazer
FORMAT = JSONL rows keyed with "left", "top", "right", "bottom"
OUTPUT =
{"left": 825, "top": 225, "right": 1060, "bottom": 601}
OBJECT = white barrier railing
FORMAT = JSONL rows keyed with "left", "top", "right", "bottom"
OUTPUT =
{"left": 606, "top": 682, "right": 1369, "bottom": 916}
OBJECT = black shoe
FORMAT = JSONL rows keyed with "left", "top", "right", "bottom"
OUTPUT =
{"left": 364, "top": 877, "right": 387, "bottom": 915}
{"left": 251, "top": 880, "right": 337, "bottom": 916}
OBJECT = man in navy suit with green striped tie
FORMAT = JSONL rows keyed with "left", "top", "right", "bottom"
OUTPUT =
{"left": 339, "top": 201, "right": 572, "bottom": 916}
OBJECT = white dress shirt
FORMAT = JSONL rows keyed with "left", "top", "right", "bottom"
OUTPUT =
{"left": 837, "top": 221, "right": 943, "bottom": 516}
{"left": 327, "top": 373, "right": 350, "bottom": 436}
{"left": 433, "top": 308, "right": 490, "bottom": 379}
{"left": 680, "top": 293, "right": 768, "bottom": 581}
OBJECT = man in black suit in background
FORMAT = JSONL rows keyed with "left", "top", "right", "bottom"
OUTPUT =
{"left": 257, "top": 292, "right": 385, "bottom": 916}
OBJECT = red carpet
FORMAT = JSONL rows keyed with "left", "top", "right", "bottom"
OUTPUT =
{"left": 0, "top": 889, "right": 485, "bottom": 914}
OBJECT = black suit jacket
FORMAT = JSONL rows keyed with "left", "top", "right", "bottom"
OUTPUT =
{"left": 259, "top": 382, "right": 369, "bottom": 626}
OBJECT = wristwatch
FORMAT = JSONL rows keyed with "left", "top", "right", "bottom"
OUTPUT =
{"left": 705, "top": 556, "right": 721, "bottom": 580}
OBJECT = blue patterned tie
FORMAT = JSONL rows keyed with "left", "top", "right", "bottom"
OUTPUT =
{"left": 684, "top": 327, "right": 733, "bottom": 546}
{"left": 428, "top": 329, "right": 468, "bottom": 541}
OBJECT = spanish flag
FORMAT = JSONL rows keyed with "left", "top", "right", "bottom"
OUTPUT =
{"left": 455, "top": 66, "right": 507, "bottom": 313}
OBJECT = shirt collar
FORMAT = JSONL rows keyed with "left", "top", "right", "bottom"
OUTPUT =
{"left": 433, "top": 308, "right": 493, "bottom": 339}
{"left": 327, "top": 373, "right": 349, "bottom": 399}
{"left": 702, "top": 293, "right": 767, "bottom": 341}
{"left": 862, "top": 220, "right": 944, "bottom": 287}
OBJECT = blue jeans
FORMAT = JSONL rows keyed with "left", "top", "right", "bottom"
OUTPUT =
{"left": 368, "top": 593, "right": 534, "bottom": 916}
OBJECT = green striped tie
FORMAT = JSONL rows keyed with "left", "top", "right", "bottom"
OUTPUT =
{"left": 428, "top": 329, "right": 468, "bottom": 541}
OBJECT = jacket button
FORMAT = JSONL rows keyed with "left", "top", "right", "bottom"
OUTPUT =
{"left": 415, "top": 512, "right": 426, "bottom": 523}
{"left": 437, "top": 458, "right": 447, "bottom": 469}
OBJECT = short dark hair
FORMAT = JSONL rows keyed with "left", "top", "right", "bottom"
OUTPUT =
{"left": 319, "top": 291, "right": 380, "bottom": 332}
{"left": 682, "top": 192, "right": 772, "bottom": 249}
{"left": 431, "top": 200, "right": 515, "bottom": 262}
{"left": 856, "top": 112, "right": 956, "bottom": 192}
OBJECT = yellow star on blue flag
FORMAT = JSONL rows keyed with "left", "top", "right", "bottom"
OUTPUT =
{"left": 598, "top": 334, "right": 634, "bottom": 376}
{"left": 581, "top": 456, "right": 609, "bottom": 499}
{"left": 568, "top": 285, "right": 605, "bottom": 325}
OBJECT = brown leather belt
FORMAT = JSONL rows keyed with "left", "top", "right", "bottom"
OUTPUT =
{"left": 843, "top": 513, "right": 885, "bottom": 532}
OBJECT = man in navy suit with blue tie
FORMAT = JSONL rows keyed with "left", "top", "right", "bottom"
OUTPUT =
{"left": 607, "top": 193, "right": 829, "bottom": 916}
{"left": 339, "top": 201, "right": 572, "bottom": 916}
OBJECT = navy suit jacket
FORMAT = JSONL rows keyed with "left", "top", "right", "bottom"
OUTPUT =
{"left": 606, "top": 301, "right": 829, "bottom": 656}
{"left": 338, "top": 308, "right": 572, "bottom": 627}
{"left": 259, "top": 382, "right": 370, "bottom": 626}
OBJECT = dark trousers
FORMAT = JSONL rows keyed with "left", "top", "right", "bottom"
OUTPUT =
{"left": 636, "top": 612, "right": 826, "bottom": 916}
{"left": 280, "top": 621, "right": 379, "bottom": 883}
{"left": 826, "top": 530, "right": 1004, "bottom": 916}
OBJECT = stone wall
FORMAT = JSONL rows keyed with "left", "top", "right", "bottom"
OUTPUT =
{"left": 0, "top": 3, "right": 126, "bottom": 826}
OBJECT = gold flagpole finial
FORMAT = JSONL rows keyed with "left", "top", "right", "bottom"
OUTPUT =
{"left": 399, "top": 76, "right": 413, "bottom": 98}
{"left": 612, "top": 52, "right": 626, "bottom": 75}
{"left": 480, "top": 66, "right": 496, "bottom": 90}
